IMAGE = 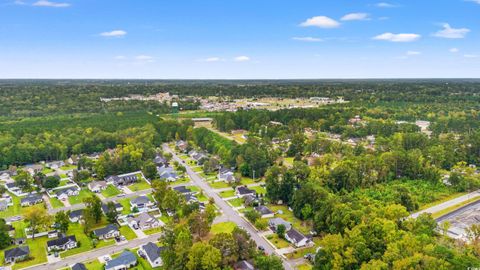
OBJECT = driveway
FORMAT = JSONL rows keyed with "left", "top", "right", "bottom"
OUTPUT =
{"left": 163, "top": 144, "right": 294, "bottom": 270}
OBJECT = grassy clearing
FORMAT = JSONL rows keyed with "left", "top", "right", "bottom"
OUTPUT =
{"left": 431, "top": 195, "right": 480, "bottom": 219}
{"left": 129, "top": 179, "right": 151, "bottom": 192}
{"left": 210, "top": 222, "right": 237, "bottom": 235}
{"left": 227, "top": 198, "right": 244, "bottom": 208}
{"left": 68, "top": 189, "right": 95, "bottom": 205}
{"left": 118, "top": 198, "right": 132, "bottom": 215}
{"left": 84, "top": 260, "right": 104, "bottom": 270}
{"left": 297, "top": 264, "right": 313, "bottom": 270}
{"left": 49, "top": 197, "right": 65, "bottom": 208}
{"left": 101, "top": 185, "right": 121, "bottom": 198}
{"left": 209, "top": 181, "right": 231, "bottom": 189}
{"left": 144, "top": 227, "right": 163, "bottom": 235}
{"left": 119, "top": 226, "right": 137, "bottom": 240}
{"left": 12, "top": 236, "right": 48, "bottom": 270}
{"left": 250, "top": 186, "right": 266, "bottom": 195}
{"left": 239, "top": 177, "right": 256, "bottom": 185}
{"left": 60, "top": 165, "right": 77, "bottom": 171}
{"left": 219, "top": 190, "right": 236, "bottom": 198}
{"left": 266, "top": 234, "right": 291, "bottom": 249}
{"left": 42, "top": 167, "right": 54, "bottom": 174}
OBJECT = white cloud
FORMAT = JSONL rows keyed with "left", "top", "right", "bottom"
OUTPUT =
{"left": 114, "top": 55, "right": 127, "bottom": 60}
{"left": 135, "top": 55, "right": 154, "bottom": 61}
{"left": 467, "top": 0, "right": 480, "bottom": 4}
{"left": 201, "top": 57, "right": 225, "bottom": 62}
{"left": 376, "top": 2, "right": 397, "bottom": 8}
{"left": 341, "top": 13, "right": 370, "bottom": 21}
{"left": 373, "top": 32, "right": 421, "bottom": 42}
{"left": 433, "top": 24, "right": 470, "bottom": 39}
{"left": 406, "top": 51, "right": 421, "bottom": 55}
{"left": 33, "top": 0, "right": 70, "bottom": 7}
{"left": 450, "top": 48, "right": 459, "bottom": 53}
{"left": 100, "top": 30, "right": 127, "bottom": 38}
{"left": 464, "top": 54, "right": 479, "bottom": 58}
{"left": 300, "top": 16, "right": 340, "bottom": 28}
{"left": 292, "top": 37, "right": 323, "bottom": 42}
{"left": 234, "top": 56, "right": 250, "bottom": 62}
{"left": 13, "top": 0, "right": 27, "bottom": 5}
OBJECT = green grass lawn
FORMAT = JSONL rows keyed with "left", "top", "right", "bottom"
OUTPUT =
{"left": 119, "top": 226, "right": 137, "bottom": 240}
{"left": 49, "top": 197, "right": 65, "bottom": 208}
{"left": 12, "top": 221, "right": 27, "bottom": 238}
{"left": 210, "top": 222, "right": 237, "bottom": 235}
{"left": 197, "top": 193, "right": 209, "bottom": 202}
{"left": 59, "top": 173, "right": 68, "bottom": 179}
{"left": 68, "top": 189, "right": 95, "bottom": 205}
{"left": 58, "top": 180, "right": 70, "bottom": 187}
{"left": 190, "top": 186, "right": 200, "bottom": 193}
{"left": 266, "top": 234, "right": 291, "bottom": 249}
{"left": 297, "top": 263, "right": 313, "bottom": 270}
{"left": 0, "top": 194, "right": 44, "bottom": 219}
{"left": 41, "top": 167, "right": 54, "bottom": 174}
{"left": 60, "top": 220, "right": 114, "bottom": 258}
{"left": 192, "top": 167, "right": 203, "bottom": 173}
{"left": 219, "top": 190, "right": 236, "bottom": 198}
{"left": 268, "top": 205, "right": 312, "bottom": 234}
{"left": 12, "top": 236, "right": 48, "bottom": 270}
{"left": 143, "top": 226, "right": 163, "bottom": 235}
{"left": 129, "top": 179, "right": 151, "bottom": 192}
{"left": 209, "top": 181, "right": 231, "bottom": 189}
{"left": 227, "top": 198, "right": 244, "bottom": 208}
{"left": 84, "top": 260, "right": 104, "bottom": 270}
{"left": 160, "top": 214, "right": 172, "bottom": 224}
{"left": 170, "top": 177, "right": 191, "bottom": 185}
{"left": 101, "top": 185, "right": 121, "bottom": 198}
{"left": 239, "top": 177, "right": 256, "bottom": 185}
{"left": 285, "top": 237, "right": 322, "bottom": 260}
{"left": 60, "top": 164, "right": 77, "bottom": 171}
{"left": 250, "top": 186, "right": 267, "bottom": 195}
{"left": 118, "top": 198, "right": 132, "bottom": 215}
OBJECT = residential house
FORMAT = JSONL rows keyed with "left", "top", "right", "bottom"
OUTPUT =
{"left": 93, "top": 224, "right": 120, "bottom": 240}
{"left": 234, "top": 260, "right": 255, "bottom": 270}
{"left": 67, "top": 156, "right": 79, "bottom": 166}
{"left": 0, "top": 170, "right": 15, "bottom": 181}
{"left": 184, "top": 193, "right": 198, "bottom": 204}
{"left": 130, "top": 196, "right": 154, "bottom": 212}
{"left": 218, "top": 168, "right": 236, "bottom": 183}
{"left": 47, "top": 230, "right": 59, "bottom": 238}
{"left": 285, "top": 228, "right": 310, "bottom": 248}
{"left": 173, "top": 186, "right": 193, "bottom": 195}
{"left": 105, "top": 251, "right": 137, "bottom": 270}
{"left": 255, "top": 205, "right": 274, "bottom": 218}
{"left": 101, "top": 202, "right": 124, "bottom": 214}
{"left": 24, "top": 164, "right": 43, "bottom": 176}
{"left": 243, "top": 194, "right": 258, "bottom": 207}
{"left": 157, "top": 166, "right": 179, "bottom": 182}
{"left": 55, "top": 187, "right": 80, "bottom": 201}
{"left": 2, "top": 194, "right": 13, "bottom": 205}
{"left": 175, "top": 140, "right": 188, "bottom": 153}
{"left": 0, "top": 200, "right": 9, "bottom": 211}
{"left": 11, "top": 237, "right": 26, "bottom": 245}
{"left": 268, "top": 218, "right": 292, "bottom": 232}
{"left": 153, "top": 155, "right": 168, "bottom": 167}
{"left": 20, "top": 194, "right": 43, "bottom": 207}
{"left": 128, "top": 213, "right": 161, "bottom": 230}
{"left": 71, "top": 263, "right": 87, "bottom": 270}
{"left": 235, "top": 186, "right": 255, "bottom": 198}
{"left": 69, "top": 209, "right": 83, "bottom": 223}
{"left": 47, "top": 235, "right": 78, "bottom": 252}
{"left": 4, "top": 246, "right": 30, "bottom": 263}
{"left": 46, "top": 161, "right": 65, "bottom": 170}
{"left": 189, "top": 151, "right": 208, "bottom": 165}
{"left": 139, "top": 242, "right": 165, "bottom": 268}
{"left": 106, "top": 173, "right": 138, "bottom": 186}
{"left": 88, "top": 181, "right": 108, "bottom": 193}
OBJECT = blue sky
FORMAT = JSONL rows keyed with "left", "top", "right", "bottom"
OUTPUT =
{"left": 0, "top": 0, "right": 479, "bottom": 78}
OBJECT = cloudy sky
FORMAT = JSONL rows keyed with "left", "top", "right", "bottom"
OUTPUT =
{"left": 0, "top": 0, "right": 479, "bottom": 79}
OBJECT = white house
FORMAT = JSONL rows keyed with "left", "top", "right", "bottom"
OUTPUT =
{"left": 285, "top": 228, "right": 310, "bottom": 248}
{"left": 139, "top": 242, "right": 165, "bottom": 268}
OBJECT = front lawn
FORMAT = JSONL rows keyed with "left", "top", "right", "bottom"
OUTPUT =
{"left": 239, "top": 177, "right": 256, "bottom": 185}
{"left": 266, "top": 234, "right": 291, "bottom": 249}
{"left": 101, "top": 185, "right": 121, "bottom": 198}
{"left": 12, "top": 236, "right": 48, "bottom": 270}
{"left": 209, "top": 181, "right": 231, "bottom": 189}
{"left": 41, "top": 167, "right": 54, "bottom": 174}
{"left": 143, "top": 227, "right": 163, "bottom": 235}
{"left": 61, "top": 223, "right": 92, "bottom": 258}
{"left": 117, "top": 198, "right": 132, "bottom": 215}
{"left": 268, "top": 205, "right": 311, "bottom": 234}
{"left": 219, "top": 190, "right": 236, "bottom": 198}
{"left": 129, "top": 179, "right": 151, "bottom": 192}
{"left": 227, "top": 198, "right": 244, "bottom": 208}
{"left": 210, "top": 222, "right": 237, "bottom": 235}
{"left": 50, "top": 197, "right": 65, "bottom": 208}
{"left": 84, "top": 260, "right": 104, "bottom": 270}
{"left": 119, "top": 226, "right": 137, "bottom": 240}
{"left": 68, "top": 189, "right": 95, "bottom": 205}
{"left": 0, "top": 194, "right": 44, "bottom": 219}
{"left": 60, "top": 164, "right": 77, "bottom": 171}
{"left": 250, "top": 186, "right": 266, "bottom": 195}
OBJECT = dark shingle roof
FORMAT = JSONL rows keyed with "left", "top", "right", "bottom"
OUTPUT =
{"left": 142, "top": 242, "right": 163, "bottom": 263}
{"left": 71, "top": 263, "right": 87, "bottom": 270}
{"left": 4, "top": 246, "right": 30, "bottom": 260}
{"left": 105, "top": 251, "right": 137, "bottom": 269}
{"left": 255, "top": 205, "right": 273, "bottom": 215}
{"left": 93, "top": 224, "right": 118, "bottom": 237}
{"left": 69, "top": 209, "right": 83, "bottom": 219}
{"left": 286, "top": 228, "right": 307, "bottom": 243}
{"left": 236, "top": 186, "right": 255, "bottom": 195}
{"left": 234, "top": 260, "right": 255, "bottom": 270}
{"left": 47, "top": 235, "right": 77, "bottom": 248}
{"left": 173, "top": 186, "right": 192, "bottom": 194}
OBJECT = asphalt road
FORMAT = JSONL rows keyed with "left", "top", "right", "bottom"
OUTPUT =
{"left": 24, "top": 232, "right": 162, "bottom": 270}
{"left": 410, "top": 189, "right": 480, "bottom": 219}
{"left": 163, "top": 144, "right": 294, "bottom": 270}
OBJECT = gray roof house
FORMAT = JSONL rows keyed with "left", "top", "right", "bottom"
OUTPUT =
{"left": 101, "top": 202, "right": 124, "bottom": 214}
{"left": 93, "top": 224, "right": 120, "bottom": 240}
{"left": 285, "top": 228, "right": 310, "bottom": 248}
{"left": 234, "top": 260, "right": 255, "bottom": 270}
{"left": 173, "top": 186, "right": 193, "bottom": 195}
{"left": 105, "top": 250, "right": 137, "bottom": 270}
{"left": 139, "top": 242, "right": 165, "bottom": 268}
{"left": 88, "top": 181, "right": 108, "bottom": 193}
{"left": 268, "top": 217, "right": 292, "bottom": 232}
{"left": 55, "top": 187, "right": 80, "bottom": 200}
{"left": 255, "top": 205, "right": 274, "bottom": 218}
{"left": 4, "top": 246, "right": 30, "bottom": 263}
{"left": 218, "top": 168, "right": 236, "bottom": 183}
{"left": 20, "top": 194, "right": 43, "bottom": 207}
{"left": 157, "top": 166, "right": 179, "bottom": 182}
{"left": 69, "top": 209, "right": 83, "bottom": 223}
{"left": 47, "top": 235, "right": 77, "bottom": 252}
{"left": 153, "top": 155, "right": 168, "bottom": 166}
{"left": 235, "top": 186, "right": 256, "bottom": 197}
{"left": 130, "top": 196, "right": 154, "bottom": 212}
{"left": 71, "top": 263, "right": 87, "bottom": 270}
{"left": 128, "top": 213, "right": 161, "bottom": 230}
{"left": 106, "top": 174, "right": 138, "bottom": 186}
